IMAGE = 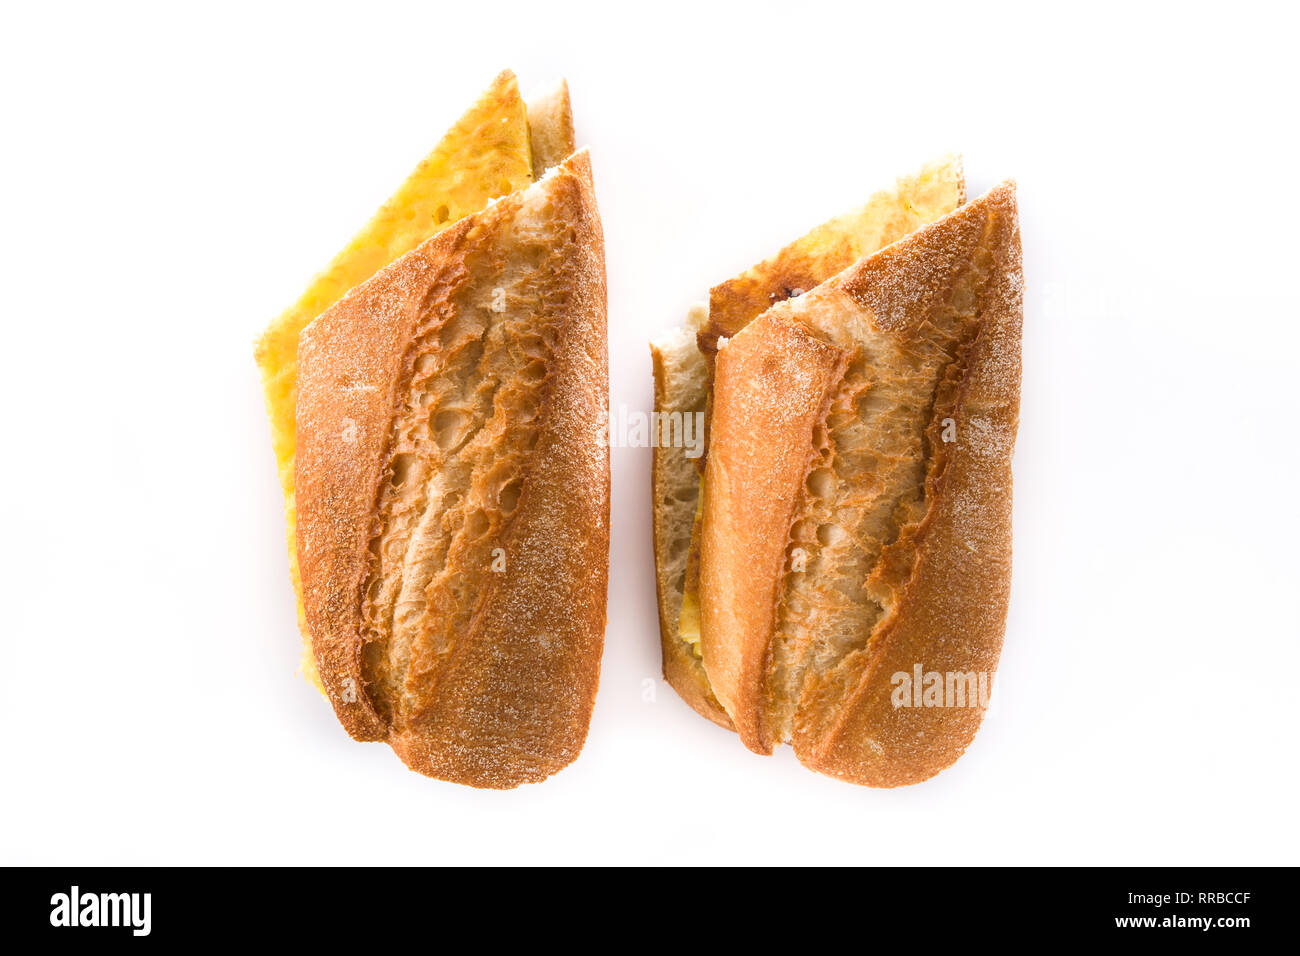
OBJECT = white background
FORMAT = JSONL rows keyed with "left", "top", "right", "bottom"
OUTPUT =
{"left": 2, "top": 0, "right": 1297, "bottom": 865}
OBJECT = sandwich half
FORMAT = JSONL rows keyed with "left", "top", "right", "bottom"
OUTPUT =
{"left": 296, "top": 150, "right": 607, "bottom": 788}
{"left": 653, "top": 166, "right": 1022, "bottom": 787}
{"left": 257, "top": 73, "right": 604, "bottom": 788}
{"left": 651, "top": 156, "right": 966, "bottom": 732}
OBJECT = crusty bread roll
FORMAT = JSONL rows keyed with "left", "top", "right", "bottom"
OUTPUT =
{"left": 295, "top": 151, "right": 607, "bottom": 788}
{"left": 701, "top": 182, "right": 1022, "bottom": 785}
{"left": 651, "top": 157, "right": 965, "bottom": 733}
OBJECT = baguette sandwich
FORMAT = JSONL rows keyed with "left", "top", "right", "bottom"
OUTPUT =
{"left": 651, "top": 160, "right": 1022, "bottom": 786}
{"left": 257, "top": 73, "right": 608, "bottom": 788}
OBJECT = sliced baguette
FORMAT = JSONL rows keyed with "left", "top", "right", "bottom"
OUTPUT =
{"left": 700, "top": 182, "right": 1022, "bottom": 785}
{"left": 651, "top": 157, "right": 964, "bottom": 725}
{"left": 295, "top": 151, "right": 607, "bottom": 788}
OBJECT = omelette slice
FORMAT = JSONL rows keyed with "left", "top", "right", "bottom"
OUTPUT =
{"left": 256, "top": 71, "right": 539, "bottom": 687}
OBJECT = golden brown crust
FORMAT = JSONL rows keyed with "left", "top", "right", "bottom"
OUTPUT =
{"left": 699, "top": 182, "right": 1022, "bottom": 783}
{"left": 795, "top": 182, "right": 1022, "bottom": 786}
{"left": 526, "top": 79, "right": 576, "bottom": 177}
{"left": 295, "top": 151, "right": 608, "bottom": 787}
{"left": 699, "top": 315, "right": 848, "bottom": 752}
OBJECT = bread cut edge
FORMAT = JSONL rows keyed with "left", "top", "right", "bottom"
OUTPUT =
{"left": 650, "top": 311, "right": 734, "bottom": 729}
{"left": 527, "top": 79, "right": 576, "bottom": 177}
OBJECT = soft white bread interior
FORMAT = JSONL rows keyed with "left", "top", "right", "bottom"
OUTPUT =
{"left": 295, "top": 151, "right": 608, "bottom": 788}
{"left": 526, "top": 79, "right": 577, "bottom": 178}
{"left": 700, "top": 182, "right": 1022, "bottom": 786}
{"left": 650, "top": 307, "right": 732, "bottom": 728}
